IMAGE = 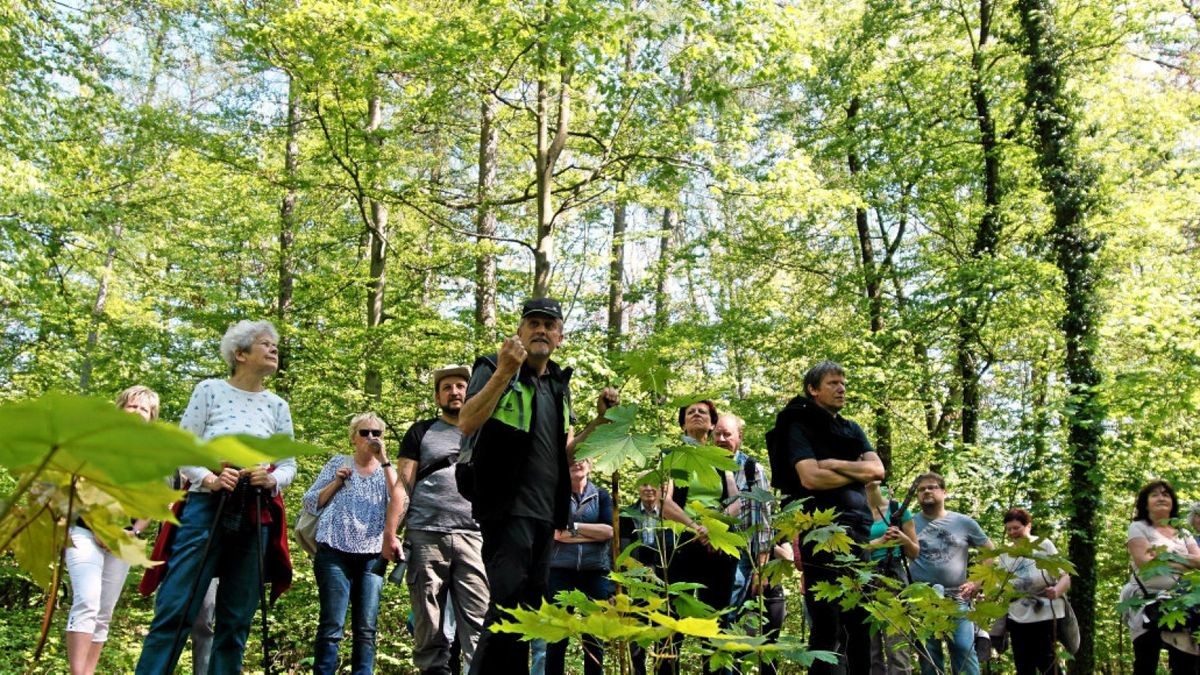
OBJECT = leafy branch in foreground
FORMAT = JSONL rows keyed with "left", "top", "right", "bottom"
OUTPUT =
{"left": 0, "top": 393, "right": 327, "bottom": 657}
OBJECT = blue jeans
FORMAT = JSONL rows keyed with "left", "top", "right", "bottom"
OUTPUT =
{"left": 918, "top": 600, "right": 978, "bottom": 675}
{"left": 135, "top": 492, "right": 268, "bottom": 675}
{"left": 313, "top": 545, "right": 385, "bottom": 674}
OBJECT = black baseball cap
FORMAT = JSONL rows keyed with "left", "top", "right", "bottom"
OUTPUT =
{"left": 521, "top": 297, "right": 563, "bottom": 320}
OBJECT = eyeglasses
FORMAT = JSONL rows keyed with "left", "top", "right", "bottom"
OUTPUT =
{"left": 358, "top": 429, "right": 383, "bottom": 438}
{"left": 916, "top": 485, "right": 943, "bottom": 492}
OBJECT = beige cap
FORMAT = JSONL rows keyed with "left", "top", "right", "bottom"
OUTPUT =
{"left": 433, "top": 365, "right": 471, "bottom": 389}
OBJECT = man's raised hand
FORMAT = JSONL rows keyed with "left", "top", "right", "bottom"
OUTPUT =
{"left": 497, "top": 335, "right": 528, "bottom": 375}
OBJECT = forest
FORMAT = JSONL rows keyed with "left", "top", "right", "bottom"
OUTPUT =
{"left": 1, "top": 0, "right": 1199, "bottom": 672}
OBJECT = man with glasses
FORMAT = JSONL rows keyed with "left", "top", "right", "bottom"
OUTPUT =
{"left": 908, "top": 472, "right": 993, "bottom": 675}
{"left": 770, "top": 360, "right": 885, "bottom": 675}
{"left": 457, "top": 298, "right": 618, "bottom": 674}
{"left": 384, "top": 366, "right": 489, "bottom": 674}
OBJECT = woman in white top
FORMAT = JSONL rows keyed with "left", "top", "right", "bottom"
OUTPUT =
{"left": 995, "top": 508, "right": 1070, "bottom": 675}
{"left": 135, "top": 319, "right": 296, "bottom": 675}
{"left": 1120, "top": 480, "right": 1200, "bottom": 674}
{"left": 64, "top": 385, "right": 157, "bottom": 675}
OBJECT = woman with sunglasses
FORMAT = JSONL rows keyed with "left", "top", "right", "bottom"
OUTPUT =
{"left": 303, "top": 412, "right": 397, "bottom": 674}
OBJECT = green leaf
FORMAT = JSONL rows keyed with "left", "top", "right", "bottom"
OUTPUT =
{"left": 662, "top": 442, "right": 739, "bottom": 492}
{"left": 0, "top": 393, "right": 225, "bottom": 483}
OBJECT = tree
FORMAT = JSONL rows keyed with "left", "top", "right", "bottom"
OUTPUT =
{"left": 1016, "top": 0, "right": 1107, "bottom": 670}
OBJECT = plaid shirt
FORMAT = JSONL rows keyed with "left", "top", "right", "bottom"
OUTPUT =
{"left": 733, "top": 450, "right": 774, "bottom": 558}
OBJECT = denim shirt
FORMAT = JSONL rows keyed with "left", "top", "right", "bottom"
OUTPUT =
{"left": 549, "top": 481, "right": 613, "bottom": 572}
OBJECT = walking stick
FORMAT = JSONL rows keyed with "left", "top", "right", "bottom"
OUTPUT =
{"left": 255, "top": 487, "right": 272, "bottom": 674}
{"left": 167, "top": 490, "right": 229, "bottom": 671}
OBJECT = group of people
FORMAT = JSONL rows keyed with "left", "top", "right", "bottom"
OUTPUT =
{"left": 57, "top": 298, "right": 1199, "bottom": 675}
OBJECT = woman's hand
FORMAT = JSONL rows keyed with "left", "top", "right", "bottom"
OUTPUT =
{"left": 335, "top": 466, "right": 352, "bottom": 485}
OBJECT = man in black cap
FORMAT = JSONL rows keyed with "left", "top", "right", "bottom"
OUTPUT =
{"left": 457, "top": 298, "right": 618, "bottom": 674}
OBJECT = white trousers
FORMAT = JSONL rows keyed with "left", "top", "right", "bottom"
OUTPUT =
{"left": 65, "top": 526, "right": 132, "bottom": 642}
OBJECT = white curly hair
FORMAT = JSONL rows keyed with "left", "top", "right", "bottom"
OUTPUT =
{"left": 219, "top": 320, "right": 279, "bottom": 374}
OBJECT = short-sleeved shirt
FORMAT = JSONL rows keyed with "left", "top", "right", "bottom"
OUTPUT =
{"left": 787, "top": 414, "right": 874, "bottom": 537}
{"left": 910, "top": 511, "right": 990, "bottom": 590}
{"left": 1120, "top": 520, "right": 1200, "bottom": 652}
{"left": 997, "top": 537, "right": 1067, "bottom": 623}
{"left": 467, "top": 359, "right": 574, "bottom": 523}
{"left": 399, "top": 419, "right": 477, "bottom": 532}
{"left": 302, "top": 455, "right": 389, "bottom": 554}
{"left": 178, "top": 378, "right": 296, "bottom": 494}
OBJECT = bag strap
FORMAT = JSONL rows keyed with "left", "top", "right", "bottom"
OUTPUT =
{"left": 415, "top": 454, "right": 457, "bottom": 484}
{"left": 1131, "top": 561, "right": 1154, "bottom": 598}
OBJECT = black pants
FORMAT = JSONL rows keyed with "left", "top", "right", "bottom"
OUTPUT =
{"left": 657, "top": 535, "right": 738, "bottom": 675}
{"left": 469, "top": 517, "right": 555, "bottom": 675}
{"left": 544, "top": 568, "right": 612, "bottom": 675}
{"left": 1008, "top": 618, "right": 1057, "bottom": 674}
{"left": 800, "top": 535, "right": 871, "bottom": 675}
{"left": 1134, "top": 629, "right": 1200, "bottom": 674}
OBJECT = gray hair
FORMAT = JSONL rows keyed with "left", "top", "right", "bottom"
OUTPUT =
{"left": 803, "top": 360, "right": 845, "bottom": 398}
{"left": 348, "top": 412, "right": 386, "bottom": 441}
{"left": 219, "top": 320, "right": 279, "bottom": 374}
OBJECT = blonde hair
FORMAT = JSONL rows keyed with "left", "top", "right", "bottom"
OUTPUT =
{"left": 348, "top": 412, "right": 386, "bottom": 441}
{"left": 716, "top": 413, "right": 745, "bottom": 437}
{"left": 115, "top": 385, "right": 160, "bottom": 420}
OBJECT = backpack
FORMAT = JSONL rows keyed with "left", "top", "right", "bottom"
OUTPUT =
{"left": 765, "top": 396, "right": 807, "bottom": 496}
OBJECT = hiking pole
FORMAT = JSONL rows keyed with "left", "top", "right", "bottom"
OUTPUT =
{"left": 255, "top": 486, "right": 272, "bottom": 675}
{"left": 167, "top": 489, "right": 230, "bottom": 671}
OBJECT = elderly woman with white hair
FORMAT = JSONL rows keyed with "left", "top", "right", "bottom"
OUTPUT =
{"left": 65, "top": 385, "right": 158, "bottom": 675}
{"left": 303, "top": 412, "right": 397, "bottom": 674}
{"left": 136, "top": 319, "right": 297, "bottom": 675}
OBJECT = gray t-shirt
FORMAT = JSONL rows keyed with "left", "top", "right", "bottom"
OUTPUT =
{"left": 400, "top": 420, "right": 478, "bottom": 532}
{"left": 910, "top": 511, "right": 990, "bottom": 590}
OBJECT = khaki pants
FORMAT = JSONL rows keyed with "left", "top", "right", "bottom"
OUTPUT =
{"left": 406, "top": 529, "right": 490, "bottom": 674}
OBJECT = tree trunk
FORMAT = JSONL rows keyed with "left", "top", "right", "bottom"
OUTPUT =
{"left": 846, "top": 97, "right": 892, "bottom": 469}
{"left": 606, "top": 201, "right": 627, "bottom": 353}
{"left": 653, "top": 207, "right": 677, "bottom": 333}
{"left": 475, "top": 94, "right": 498, "bottom": 334}
{"left": 1017, "top": 1, "right": 1105, "bottom": 671}
{"left": 364, "top": 94, "right": 387, "bottom": 400}
{"left": 532, "top": 2, "right": 572, "bottom": 298}
{"left": 276, "top": 73, "right": 300, "bottom": 393}
{"left": 79, "top": 224, "right": 122, "bottom": 393}
{"left": 957, "top": 0, "right": 1001, "bottom": 449}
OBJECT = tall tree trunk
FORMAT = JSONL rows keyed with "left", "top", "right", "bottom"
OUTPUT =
{"left": 846, "top": 97, "right": 893, "bottom": 469}
{"left": 1017, "top": 2, "right": 1105, "bottom": 671}
{"left": 79, "top": 14, "right": 169, "bottom": 392}
{"left": 606, "top": 201, "right": 626, "bottom": 353}
{"left": 364, "top": 94, "right": 388, "bottom": 399}
{"left": 957, "top": 0, "right": 1001, "bottom": 449}
{"left": 475, "top": 94, "right": 498, "bottom": 334}
{"left": 276, "top": 73, "right": 300, "bottom": 394}
{"left": 532, "top": 2, "right": 572, "bottom": 297}
{"left": 653, "top": 207, "right": 676, "bottom": 333}
{"left": 79, "top": 224, "right": 122, "bottom": 392}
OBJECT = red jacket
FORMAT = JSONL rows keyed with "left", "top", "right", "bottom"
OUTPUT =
{"left": 139, "top": 492, "right": 293, "bottom": 603}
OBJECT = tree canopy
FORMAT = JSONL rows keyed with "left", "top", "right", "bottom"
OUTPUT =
{"left": 2, "top": 0, "right": 1199, "bottom": 671}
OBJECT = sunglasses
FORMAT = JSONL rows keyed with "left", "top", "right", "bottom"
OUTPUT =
{"left": 358, "top": 429, "right": 383, "bottom": 438}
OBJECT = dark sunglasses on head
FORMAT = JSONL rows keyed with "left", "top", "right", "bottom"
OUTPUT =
{"left": 358, "top": 429, "right": 383, "bottom": 438}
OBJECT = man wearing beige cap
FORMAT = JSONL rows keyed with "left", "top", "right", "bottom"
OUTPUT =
{"left": 384, "top": 365, "right": 489, "bottom": 674}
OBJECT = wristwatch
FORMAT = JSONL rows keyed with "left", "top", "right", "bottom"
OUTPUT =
{"left": 570, "top": 522, "right": 579, "bottom": 536}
